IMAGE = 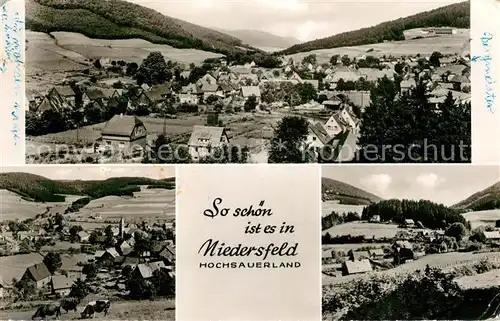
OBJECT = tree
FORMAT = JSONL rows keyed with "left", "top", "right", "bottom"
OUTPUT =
{"left": 69, "top": 225, "right": 84, "bottom": 243}
{"left": 104, "top": 225, "right": 115, "bottom": 247}
{"left": 296, "top": 83, "right": 317, "bottom": 104}
{"left": 496, "top": 220, "right": 500, "bottom": 228}
{"left": 244, "top": 95, "right": 258, "bottom": 112}
{"left": 69, "top": 278, "right": 90, "bottom": 301}
{"left": 345, "top": 212, "right": 361, "bottom": 222}
{"left": 152, "top": 269, "right": 175, "bottom": 297}
{"left": 43, "top": 252, "right": 62, "bottom": 274}
{"left": 445, "top": 222, "right": 468, "bottom": 242}
{"left": 82, "top": 263, "right": 98, "bottom": 280}
{"left": 188, "top": 67, "right": 206, "bottom": 83}
{"left": 136, "top": 52, "right": 171, "bottom": 86}
{"left": 14, "top": 278, "right": 37, "bottom": 300}
{"left": 206, "top": 95, "right": 219, "bottom": 105}
{"left": 330, "top": 54, "right": 340, "bottom": 65}
{"left": 341, "top": 55, "right": 351, "bottom": 66}
{"left": 126, "top": 62, "right": 138, "bottom": 76}
{"left": 268, "top": 116, "right": 312, "bottom": 163}
{"left": 302, "top": 54, "right": 317, "bottom": 66}
{"left": 93, "top": 59, "right": 102, "bottom": 69}
{"left": 429, "top": 51, "right": 442, "bottom": 67}
{"left": 127, "top": 274, "right": 156, "bottom": 299}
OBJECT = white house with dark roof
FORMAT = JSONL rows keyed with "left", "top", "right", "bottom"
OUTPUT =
{"left": 324, "top": 114, "right": 347, "bottom": 137}
{"left": 97, "top": 114, "right": 147, "bottom": 153}
{"left": 241, "top": 86, "right": 261, "bottom": 104}
{"left": 51, "top": 274, "right": 73, "bottom": 296}
{"left": 188, "top": 125, "right": 229, "bottom": 161}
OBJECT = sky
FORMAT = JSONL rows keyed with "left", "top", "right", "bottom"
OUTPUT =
{"left": 126, "top": 0, "right": 466, "bottom": 42}
{"left": 322, "top": 165, "right": 499, "bottom": 206}
{"left": 0, "top": 166, "right": 175, "bottom": 180}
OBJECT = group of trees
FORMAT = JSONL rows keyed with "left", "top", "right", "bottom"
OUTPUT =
{"left": 125, "top": 266, "right": 175, "bottom": 300}
{"left": 356, "top": 76, "right": 471, "bottom": 163}
{"left": 260, "top": 82, "right": 317, "bottom": 106}
{"left": 335, "top": 78, "right": 375, "bottom": 91}
{"left": 361, "top": 199, "right": 469, "bottom": 229}
{"left": 322, "top": 211, "right": 361, "bottom": 230}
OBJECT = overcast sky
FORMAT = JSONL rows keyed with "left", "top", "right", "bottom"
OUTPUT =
{"left": 127, "top": 0, "right": 466, "bottom": 42}
{"left": 322, "top": 165, "right": 499, "bottom": 206}
{"left": 1, "top": 166, "right": 175, "bottom": 180}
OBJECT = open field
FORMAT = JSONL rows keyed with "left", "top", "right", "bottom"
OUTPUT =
{"left": 463, "top": 209, "right": 500, "bottom": 229}
{"left": 322, "top": 202, "right": 366, "bottom": 218}
{"left": 0, "top": 189, "right": 84, "bottom": 221}
{"left": 322, "top": 243, "right": 390, "bottom": 252}
{"left": 322, "top": 222, "right": 420, "bottom": 239}
{"left": 455, "top": 268, "right": 500, "bottom": 289}
{"left": 26, "top": 30, "right": 224, "bottom": 75}
{"left": 287, "top": 30, "right": 470, "bottom": 64}
{"left": 0, "top": 298, "right": 175, "bottom": 320}
{"left": 70, "top": 186, "right": 175, "bottom": 223}
{"left": 323, "top": 251, "right": 500, "bottom": 286}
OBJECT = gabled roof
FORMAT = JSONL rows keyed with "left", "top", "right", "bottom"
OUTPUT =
{"left": 159, "top": 246, "right": 175, "bottom": 261}
{"left": 188, "top": 126, "right": 227, "bottom": 148}
{"left": 181, "top": 83, "right": 200, "bottom": 94}
{"left": 26, "top": 262, "right": 51, "bottom": 281}
{"left": 241, "top": 86, "right": 261, "bottom": 98}
{"left": 484, "top": 231, "right": 500, "bottom": 239}
{"left": 350, "top": 250, "right": 370, "bottom": 261}
{"left": 122, "top": 256, "right": 140, "bottom": 267}
{"left": 200, "top": 83, "right": 220, "bottom": 93}
{"left": 104, "top": 247, "right": 120, "bottom": 258}
{"left": 344, "top": 259, "right": 372, "bottom": 274}
{"left": 37, "top": 90, "right": 69, "bottom": 113}
{"left": 101, "top": 115, "right": 145, "bottom": 137}
{"left": 369, "top": 249, "right": 384, "bottom": 257}
{"left": 309, "top": 122, "right": 333, "bottom": 145}
{"left": 136, "top": 264, "right": 153, "bottom": 279}
{"left": 51, "top": 274, "right": 73, "bottom": 290}
{"left": 54, "top": 86, "right": 75, "bottom": 97}
{"left": 85, "top": 88, "right": 106, "bottom": 100}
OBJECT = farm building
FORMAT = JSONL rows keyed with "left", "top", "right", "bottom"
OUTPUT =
{"left": 392, "top": 241, "right": 415, "bottom": 264}
{"left": 241, "top": 86, "right": 261, "bottom": 104}
{"left": 97, "top": 114, "right": 148, "bottom": 153}
{"left": 370, "top": 215, "right": 381, "bottom": 223}
{"left": 323, "top": 113, "right": 347, "bottom": 137}
{"left": 322, "top": 99, "right": 342, "bottom": 111}
{"left": 77, "top": 231, "right": 90, "bottom": 243}
{"left": 133, "top": 261, "right": 167, "bottom": 279}
{"left": 369, "top": 248, "right": 385, "bottom": 259}
{"left": 348, "top": 250, "right": 370, "bottom": 261}
{"left": 188, "top": 125, "right": 230, "bottom": 161}
{"left": 99, "top": 248, "right": 121, "bottom": 266}
{"left": 342, "top": 259, "right": 372, "bottom": 276}
{"left": 158, "top": 246, "right": 176, "bottom": 265}
{"left": 51, "top": 274, "right": 73, "bottom": 296}
{"left": 22, "top": 262, "right": 51, "bottom": 288}
{"left": 484, "top": 231, "right": 500, "bottom": 242}
{"left": 307, "top": 122, "right": 334, "bottom": 149}
{"left": 403, "top": 219, "right": 416, "bottom": 228}
{"left": 322, "top": 250, "right": 334, "bottom": 264}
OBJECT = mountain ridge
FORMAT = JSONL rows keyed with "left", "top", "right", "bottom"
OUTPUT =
{"left": 25, "top": 0, "right": 258, "bottom": 55}
{"left": 452, "top": 181, "right": 500, "bottom": 211}
{"left": 278, "top": 1, "right": 470, "bottom": 55}
{"left": 214, "top": 28, "right": 301, "bottom": 50}
{"left": 322, "top": 177, "right": 383, "bottom": 205}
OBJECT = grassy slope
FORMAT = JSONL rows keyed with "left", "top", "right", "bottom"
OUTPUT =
{"left": 26, "top": 0, "right": 254, "bottom": 54}
{"left": 0, "top": 172, "right": 175, "bottom": 203}
{"left": 452, "top": 181, "right": 500, "bottom": 210}
{"left": 322, "top": 177, "right": 383, "bottom": 205}
{"left": 279, "top": 1, "right": 469, "bottom": 55}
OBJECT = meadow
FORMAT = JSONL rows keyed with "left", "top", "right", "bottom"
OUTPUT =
{"left": 322, "top": 222, "right": 412, "bottom": 239}
{"left": 322, "top": 202, "right": 366, "bottom": 218}
{"left": 462, "top": 209, "right": 500, "bottom": 229}
{"left": 288, "top": 30, "right": 470, "bottom": 64}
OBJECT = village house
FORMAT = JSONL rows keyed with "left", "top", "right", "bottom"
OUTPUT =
{"left": 241, "top": 86, "right": 261, "bottom": 104}
{"left": 342, "top": 259, "right": 372, "bottom": 276}
{"left": 82, "top": 88, "right": 107, "bottom": 107}
{"left": 339, "top": 108, "right": 359, "bottom": 130}
{"left": 484, "top": 231, "right": 500, "bottom": 242}
{"left": 26, "top": 89, "right": 44, "bottom": 111}
{"left": 99, "top": 248, "right": 121, "bottom": 266}
{"left": 403, "top": 219, "right": 416, "bottom": 228}
{"left": 369, "top": 248, "right": 385, "bottom": 260}
{"left": 35, "top": 88, "right": 71, "bottom": 115}
{"left": 77, "top": 231, "right": 89, "bottom": 243}
{"left": 370, "top": 215, "right": 381, "bottom": 223}
{"left": 188, "top": 125, "right": 229, "bottom": 161}
{"left": 348, "top": 250, "right": 370, "bottom": 261}
{"left": 158, "top": 245, "right": 175, "bottom": 265}
{"left": 51, "top": 274, "right": 73, "bottom": 296}
{"left": 322, "top": 250, "right": 334, "bottom": 264}
{"left": 400, "top": 79, "right": 417, "bottom": 93}
{"left": 306, "top": 122, "right": 334, "bottom": 150}
{"left": 392, "top": 241, "right": 415, "bottom": 264}
{"left": 323, "top": 113, "right": 347, "bottom": 137}
{"left": 22, "top": 262, "right": 51, "bottom": 288}
{"left": 97, "top": 114, "right": 148, "bottom": 153}
{"left": 133, "top": 261, "right": 167, "bottom": 279}
{"left": 51, "top": 86, "right": 76, "bottom": 107}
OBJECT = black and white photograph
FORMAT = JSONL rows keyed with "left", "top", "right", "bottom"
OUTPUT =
{"left": 0, "top": 166, "right": 176, "bottom": 320}
{"left": 23, "top": 0, "right": 471, "bottom": 164}
{"left": 321, "top": 165, "right": 500, "bottom": 320}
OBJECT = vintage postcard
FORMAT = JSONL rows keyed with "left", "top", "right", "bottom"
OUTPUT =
{"left": 321, "top": 164, "right": 500, "bottom": 320}
{"left": 176, "top": 165, "right": 321, "bottom": 321}
{"left": 9, "top": 0, "right": 494, "bottom": 164}
{"left": 0, "top": 165, "right": 176, "bottom": 320}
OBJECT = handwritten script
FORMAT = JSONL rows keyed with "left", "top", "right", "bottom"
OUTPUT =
{"left": 1, "top": 1, "right": 24, "bottom": 145}
{"left": 472, "top": 32, "right": 495, "bottom": 113}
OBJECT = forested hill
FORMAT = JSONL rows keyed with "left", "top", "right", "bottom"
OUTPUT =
{"left": 322, "top": 177, "right": 383, "bottom": 205}
{"left": 0, "top": 172, "right": 175, "bottom": 202}
{"left": 25, "top": 0, "right": 256, "bottom": 55}
{"left": 452, "top": 181, "right": 500, "bottom": 211}
{"left": 278, "top": 1, "right": 470, "bottom": 55}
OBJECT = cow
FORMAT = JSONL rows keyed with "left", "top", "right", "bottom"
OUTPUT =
{"left": 60, "top": 297, "right": 79, "bottom": 313}
{"left": 80, "top": 300, "right": 110, "bottom": 319}
{"left": 32, "top": 304, "right": 61, "bottom": 320}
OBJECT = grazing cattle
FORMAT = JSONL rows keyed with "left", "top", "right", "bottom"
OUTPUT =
{"left": 32, "top": 304, "right": 61, "bottom": 320}
{"left": 80, "top": 300, "right": 110, "bottom": 319}
{"left": 60, "top": 297, "right": 79, "bottom": 313}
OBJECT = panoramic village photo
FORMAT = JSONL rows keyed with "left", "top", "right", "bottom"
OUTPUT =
{"left": 321, "top": 165, "right": 500, "bottom": 320}
{"left": 0, "top": 166, "right": 176, "bottom": 320}
{"left": 24, "top": 0, "right": 471, "bottom": 164}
